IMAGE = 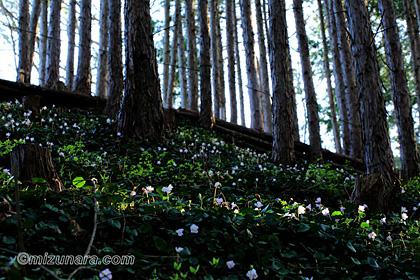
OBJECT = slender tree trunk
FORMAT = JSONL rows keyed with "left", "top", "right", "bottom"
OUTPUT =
{"left": 45, "top": 0, "right": 61, "bottom": 87}
{"left": 241, "top": 0, "right": 264, "bottom": 130}
{"left": 333, "top": 0, "right": 362, "bottom": 159}
{"left": 379, "top": 0, "right": 420, "bottom": 179}
{"left": 255, "top": 0, "right": 273, "bottom": 133}
{"left": 345, "top": 0, "right": 397, "bottom": 212}
{"left": 74, "top": 0, "right": 92, "bottom": 95}
{"left": 198, "top": 0, "right": 214, "bottom": 128}
{"left": 177, "top": 2, "right": 188, "bottom": 109}
{"left": 117, "top": 0, "right": 164, "bottom": 141}
{"left": 96, "top": 0, "right": 109, "bottom": 98}
{"left": 414, "top": 0, "right": 420, "bottom": 28}
{"left": 38, "top": 0, "right": 48, "bottom": 86}
{"left": 185, "top": 0, "right": 199, "bottom": 111}
{"left": 162, "top": 0, "right": 171, "bottom": 107}
{"left": 167, "top": 0, "right": 180, "bottom": 108}
{"left": 216, "top": 2, "right": 226, "bottom": 120}
{"left": 209, "top": 0, "right": 220, "bottom": 118}
{"left": 66, "top": 0, "right": 76, "bottom": 89}
{"left": 269, "top": 0, "right": 296, "bottom": 165}
{"left": 226, "top": 0, "right": 237, "bottom": 124}
{"left": 293, "top": 0, "right": 322, "bottom": 161}
{"left": 318, "top": 0, "right": 341, "bottom": 153}
{"left": 286, "top": 28, "right": 300, "bottom": 141}
{"left": 403, "top": 0, "right": 420, "bottom": 125}
{"left": 104, "top": 0, "right": 123, "bottom": 117}
{"left": 233, "top": 2, "right": 245, "bottom": 126}
{"left": 17, "top": 0, "right": 30, "bottom": 83}
{"left": 27, "top": 0, "right": 42, "bottom": 82}
{"left": 326, "top": 0, "right": 349, "bottom": 155}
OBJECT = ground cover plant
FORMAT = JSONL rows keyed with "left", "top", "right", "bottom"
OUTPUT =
{"left": 0, "top": 101, "right": 419, "bottom": 279}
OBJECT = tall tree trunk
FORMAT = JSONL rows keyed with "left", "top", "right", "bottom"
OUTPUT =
{"left": 255, "top": 0, "right": 273, "bottom": 133}
{"left": 38, "top": 0, "right": 48, "bottom": 86}
{"left": 226, "top": 0, "right": 237, "bottom": 124}
{"left": 177, "top": 1, "right": 188, "bottom": 109}
{"left": 209, "top": 0, "right": 220, "bottom": 118}
{"left": 293, "top": 0, "right": 322, "bottom": 161}
{"left": 74, "top": 0, "right": 92, "bottom": 95}
{"left": 326, "top": 0, "right": 349, "bottom": 155}
{"left": 198, "top": 0, "right": 214, "bottom": 128}
{"left": 269, "top": 0, "right": 296, "bottom": 165}
{"left": 241, "top": 0, "right": 264, "bottom": 130}
{"left": 17, "top": 0, "right": 30, "bottom": 83}
{"left": 104, "top": 0, "right": 123, "bottom": 117}
{"left": 345, "top": 0, "right": 397, "bottom": 212}
{"left": 318, "top": 0, "right": 341, "bottom": 154}
{"left": 333, "top": 0, "right": 362, "bottom": 159}
{"left": 27, "top": 0, "right": 42, "bottom": 82}
{"left": 162, "top": 0, "right": 171, "bottom": 107}
{"left": 403, "top": 0, "right": 420, "bottom": 125}
{"left": 233, "top": 1, "right": 245, "bottom": 126}
{"left": 216, "top": 1, "right": 226, "bottom": 120}
{"left": 96, "top": 0, "right": 109, "bottom": 98}
{"left": 414, "top": 0, "right": 420, "bottom": 28}
{"left": 45, "top": 0, "right": 61, "bottom": 87}
{"left": 66, "top": 0, "right": 76, "bottom": 89}
{"left": 379, "top": 0, "right": 420, "bottom": 179}
{"left": 185, "top": 0, "right": 199, "bottom": 111}
{"left": 166, "top": 0, "right": 180, "bottom": 108}
{"left": 117, "top": 0, "right": 164, "bottom": 141}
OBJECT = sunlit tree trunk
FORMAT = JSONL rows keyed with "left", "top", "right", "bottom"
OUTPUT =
{"left": 318, "top": 0, "right": 341, "bottom": 153}
{"left": 216, "top": 2, "right": 226, "bottom": 120}
{"left": 209, "top": 0, "right": 220, "bottom": 118}
{"left": 379, "top": 0, "right": 419, "bottom": 179}
{"left": 241, "top": 0, "right": 264, "bottom": 130}
{"left": 255, "top": 0, "right": 272, "bottom": 133}
{"left": 104, "top": 0, "right": 123, "bottom": 117}
{"left": 27, "top": 0, "right": 41, "bottom": 82}
{"left": 96, "top": 0, "right": 109, "bottom": 98}
{"left": 66, "top": 0, "right": 76, "bottom": 89}
{"left": 345, "top": 0, "right": 397, "bottom": 212}
{"left": 166, "top": 0, "right": 180, "bottom": 108}
{"left": 38, "top": 0, "right": 48, "bottom": 85}
{"left": 177, "top": 1, "right": 188, "bottom": 109}
{"left": 293, "top": 0, "right": 322, "bottom": 161}
{"left": 45, "top": 0, "right": 61, "bottom": 87}
{"left": 233, "top": 2, "right": 245, "bottom": 126}
{"left": 269, "top": 0, "right": 295, "bottom": 165}
{"left": 162, "top": 0, "right": 171, "bottom": 107}
{"left": 17, "top": 0, "right": 30, "bottom": 83}
{"left": 117, "top": 0, "right": 164, "bottom": 141}
{"left": 74, "top": 0, "right": 92, "bottom": 95}
{"left": 198, "top": 0, "right": 214, "bottom": 128}
{"left": 333, "top": 0, "right": 362, "bottom": 159}
{"left": 226, "top": 0, "right": 237, "bottom": 123}
{"left": 185, "top": 0, "right": 199, "bottom": 111}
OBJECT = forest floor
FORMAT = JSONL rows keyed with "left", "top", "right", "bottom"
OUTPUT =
{"left": 0, "top": 101, "right": 419, "bottom": 279}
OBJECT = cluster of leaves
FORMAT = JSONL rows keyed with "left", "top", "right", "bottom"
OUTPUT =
{"left": 0, "top": 101, "right": 419, "bottom": 279}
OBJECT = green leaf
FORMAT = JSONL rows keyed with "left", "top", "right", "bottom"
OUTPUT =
{"left": 351, "top": 257, "right": 361, "bottom": 265}
{"left": 2, "top": 236, "right": 16, "bottom": 244}
{"left": 346, "top": 242, "right": 357, "bottom": 253}
{"left": 331, "top": 211, "right": 342, "bottom": 216}
{"left": 32, "top": 177, "right": 46, "bottom": 184}
{"left": 360, "top": 222, "right": 370, "bottom": 229}
{"left": 153, "top": 236, "right": 167, "bottom": 251}
{"left": 108, "top": 219, "right": 121, "bottom": 229}
{"left": 73, "top": 177, "right": 86, "bottom": 188}
{"left": 297, "top": 223, "right": 310, "bottom": 232}
{"left": 367, "top": 257, "right": 379, "bottom": 268}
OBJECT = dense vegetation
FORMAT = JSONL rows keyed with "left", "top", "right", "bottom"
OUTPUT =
{"left": 0, "top": 101, "right": 419, "bottom": 279}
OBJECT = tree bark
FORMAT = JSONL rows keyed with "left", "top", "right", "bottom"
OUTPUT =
{"left": 27, "top": 0, "right": 42, "bottom": 82}
{"left": 226, "top": 0, "right": 237, "bottom": 124}
{"left": 162, "top": 0, "right": 171, "bottom": 108}
{"left": 185, "top": 0, "right": 199, "bottom": 111}
{"left": 345, "top": 0, "right": 397, "bottom": 212}
{"left": 198, "top": 0, "right": 215, "bottom": 128}
{"left": 45, "top": 0, "right": 61, "bottom": 87}
{"left": 240, "top": 0, "right": 264, "bottom": 130}
{"left": 17, "top": 0, "right": 30, "bottom": 83}
{"left": 117, "top": 0, "right": 165, "bottom": 141}
{"left": 66, "top": 0, "right": 77, "bottom": 90}
{"left": 255, "top": 0, "right": 273, "bottom": 133}
{"left": 96, "top": 0, "right": 109, "bottom": 98}
{"left": 379, "top": 0, "right": 420, "bottom": 179}
{"left": 318, "top": 0, "right": 341, "bottom": 154}
{"left": 326, "top": 0, "right": 349, "bottom": 155}
{"left": 166, "top": 0, "right": 180, "bottom": 108}
{"left": 209, "top": 0, "right": 220, "bottom": 118}
{"left": 104, "top": 0, "right": 123, "bottom": 117}
{"left": 233, "top": 1, "right": 245, "bottom": 126}
{"left": 293, "top": 0, "right": 323, "bottom": 162}
{"left": 333, "top": 0, "right": 362, "bottom": 159}
{"left": 38, "top": 0, "right": 48, "bottom": 86}
{"left": 74, "top": 0, "right": 92, "bottom": 95}
{"left": 216, "top": 1, "right": 226, "bottom": 120}
{"left": 177, "top": 0, "right": 188, "bottom": 109}
{"left": 269, "top": 0, "right": 296, "bottom": 165}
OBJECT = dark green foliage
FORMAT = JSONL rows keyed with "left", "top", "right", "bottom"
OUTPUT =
{"left": 0, "top": 101, "right": 419, "bottom": 279}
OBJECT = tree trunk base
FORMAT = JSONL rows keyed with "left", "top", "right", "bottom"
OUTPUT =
{"left": 10, "top": 144, "right": 62, "bottom": 191}
{"left": 351, "top": 174, "right": 386, "bottom": 212}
